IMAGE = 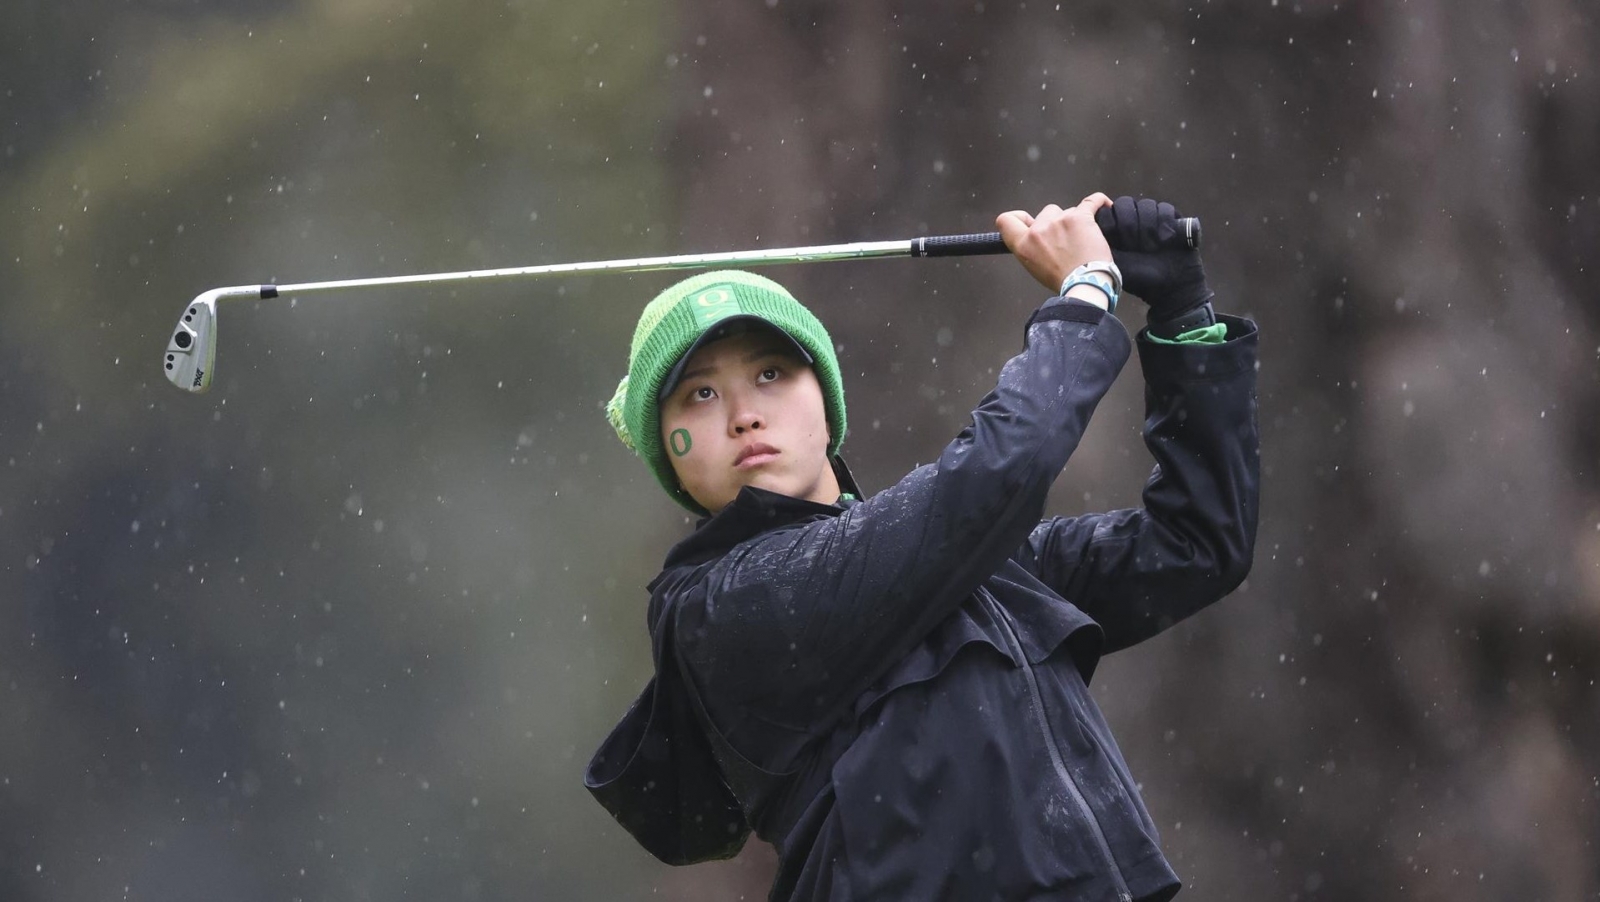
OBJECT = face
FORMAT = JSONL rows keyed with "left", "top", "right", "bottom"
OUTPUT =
{"left": 659, "top": 328, "right": 840, "bottom": 513}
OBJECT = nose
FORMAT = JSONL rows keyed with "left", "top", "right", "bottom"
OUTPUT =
{"left": 731, "top": 411, "right": 765, "bottom": 435}
{"left": 728, "top": 391, "right": 765, "bottom": 436}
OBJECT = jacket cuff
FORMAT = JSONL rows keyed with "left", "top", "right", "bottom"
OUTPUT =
{"left": 1136, "top": 314, "right": 1258, "bottom": 381}
{"left": 1026, "top": 296, "right": 1116, "bottom": 332}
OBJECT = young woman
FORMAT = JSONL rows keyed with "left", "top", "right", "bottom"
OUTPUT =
{"left": 588, "top": 194, "right": 1259, "bottom": 901}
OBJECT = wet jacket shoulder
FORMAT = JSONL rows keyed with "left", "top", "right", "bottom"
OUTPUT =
{"left": 677, "top": 300, "right": 1135, "bottom": 735}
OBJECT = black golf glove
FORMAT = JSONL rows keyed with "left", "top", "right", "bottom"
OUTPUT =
{"left": 1094, "top": 196, "right": 1213, "bottom": 324}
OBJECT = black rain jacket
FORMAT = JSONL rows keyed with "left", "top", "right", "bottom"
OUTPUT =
{"left": 587, "top": 296, "right": 1260, "bottom": 901}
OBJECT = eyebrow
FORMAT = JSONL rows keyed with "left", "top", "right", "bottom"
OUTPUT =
{"left": 676, "top": 346, "right": 795, "bottom": 387}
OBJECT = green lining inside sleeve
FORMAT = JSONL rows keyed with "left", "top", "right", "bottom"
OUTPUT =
{"left": 1145, "top": 321, "right": 1229, "bottom": 345}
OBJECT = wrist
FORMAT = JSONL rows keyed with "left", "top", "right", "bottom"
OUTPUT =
{"left": 1147, "top": 300, "right": 1217, "bottom": 338}
{"left": 1064, "top": 283, "right": 1109, "bottom": 310}
{"left": 1147, "top": 283, "right": 1215, "bottom": 324}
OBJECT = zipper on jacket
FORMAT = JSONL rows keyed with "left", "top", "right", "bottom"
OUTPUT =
{"left": 985, "top": 592, "right": 1134, "bottom": 902}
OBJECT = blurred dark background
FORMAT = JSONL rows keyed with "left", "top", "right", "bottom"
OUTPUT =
{"left": 2, "top": 0, "right": 1596, "bottom": 899}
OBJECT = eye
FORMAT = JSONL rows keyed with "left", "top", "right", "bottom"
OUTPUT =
{"left": 757, "top": 366, "right": 781, "bottom": 383}
{"left": 691, "top": 386, "right": 716, "bottom": 402}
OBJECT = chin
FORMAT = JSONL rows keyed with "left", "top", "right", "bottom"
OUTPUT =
{"left": 743, "top": 471, "right": 797, "bottom": 498}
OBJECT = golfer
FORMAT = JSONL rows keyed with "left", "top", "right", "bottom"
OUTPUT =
{"left": 587, "top": 194, "right": 1259, "bottom": 901}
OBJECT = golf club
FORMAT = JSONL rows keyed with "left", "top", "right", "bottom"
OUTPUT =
{"left": 163, "top": 219, "right": 1199, "bottom": 394}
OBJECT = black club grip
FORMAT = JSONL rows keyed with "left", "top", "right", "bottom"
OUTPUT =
{"left": 912, "top": 217, "right": 1201, "bottom": 258}
{"left": 911, "top": 233, "right": 1011, "bottom": 257}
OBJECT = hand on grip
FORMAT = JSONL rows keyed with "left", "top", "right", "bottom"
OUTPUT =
{"left": 1093, "top": 196, "right": 1212, "bottom": 321}
{"left": 996, "top": 195, "right": 1116, "bottom": 294}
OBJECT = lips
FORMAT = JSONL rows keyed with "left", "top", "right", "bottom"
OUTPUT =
{"left": 733, "top": 442, "right": 780, "bottom": 467}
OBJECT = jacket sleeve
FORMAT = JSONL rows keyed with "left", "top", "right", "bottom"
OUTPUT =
{"left": 673, "top": 299, "right": 1133, "bottom": 735}
{"left": 1011, "top": 315, "right": 1260, "bottom": 653}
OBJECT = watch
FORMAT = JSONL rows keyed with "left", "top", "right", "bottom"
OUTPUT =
{"left": 1059, "top": 260, "right": 1123, "bottom": 313}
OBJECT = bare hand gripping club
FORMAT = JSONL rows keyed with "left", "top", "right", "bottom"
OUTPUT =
{"left": 163, "top": 219, "right": 1200, "bottom": 394}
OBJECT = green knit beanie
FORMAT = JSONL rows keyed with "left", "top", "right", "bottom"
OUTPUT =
{"left": 605, "top": 271, "right": 847, "bottom": 515}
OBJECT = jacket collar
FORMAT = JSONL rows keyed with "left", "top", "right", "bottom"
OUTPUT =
{"left": 654, "top": 455, "right": 864, "bottom": 575}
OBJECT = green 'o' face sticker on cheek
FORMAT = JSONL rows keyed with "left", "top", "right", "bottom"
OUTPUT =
{"left": 669, "top": 428, "right": 693, "bottom": 457}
